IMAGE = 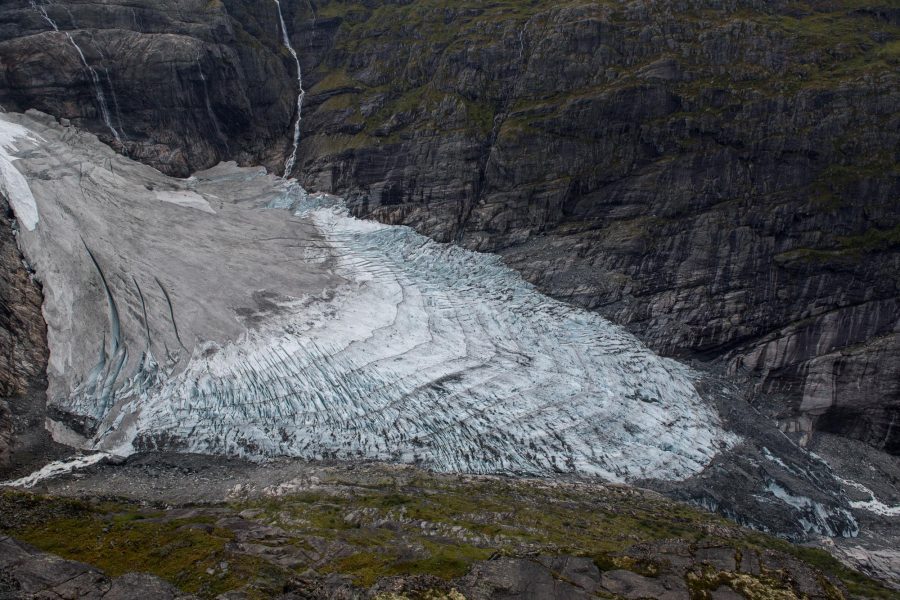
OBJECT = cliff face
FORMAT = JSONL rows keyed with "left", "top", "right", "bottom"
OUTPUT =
{"left": 291, "top": 0, "right": 900, "bottom": 454}
{"left": 0, "top": 196, "right": 62, "bottom": 478}
{"left": 0, "top": 0, "right": 299, "bottom": 176}
{"left": 0, "top": 0, "right": 897, "bottom": 453}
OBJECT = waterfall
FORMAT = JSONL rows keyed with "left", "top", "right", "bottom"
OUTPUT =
{"left": 101, "top": 66, "right": 126, "bottom": 137}
{"left": 29, "top": 0, "right": 55, "bottom": 29}
{"left": 273, "top": 0, "right": 304, "bottom": 178}
{"left": 65, "top": 38, "right": 123, "bottom": 146}
{"left": 29, "top": 1, "right": 123, "bottom": 146}
{"left": 196, "top": 57, "right": 228, "bottom": 149}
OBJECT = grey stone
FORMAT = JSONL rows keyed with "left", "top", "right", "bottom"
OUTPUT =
{"left": 460, "top": 557, "right": 595, "bottom": 599}
{"left": 536, "top": 556, "right": 602, "bottom": 593}
{"left": 600, "top": 570, "right": 689, "bottom": 600}
{"left": 694, "top": 547, "right": 737, "bottom": 572}
{"left": 0, "top": 536, "right": 196, "bottom": 599}
{"left": 710, "top": 586, "right": 744, "bottom": 600}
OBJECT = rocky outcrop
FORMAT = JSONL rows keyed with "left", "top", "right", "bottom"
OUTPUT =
{"left": 2, "top": 458, "right": 881, "bottom": 598}
{"left": 0, "top": 0, "right": 297, "bottom": 176}
{"left": 0, "top": 534, "right": 850, "bottom": 600}
{"left": 0, "top": 195, "right": 63, "bottom": 479}
{"left": 0, "top": 535, "right": 196, "bottom": 599}
{"left": 0, "top": 0, "right": 897, "bottom": 454}
{"left": 289, "top": 0, "right": 900, "bottom": 455}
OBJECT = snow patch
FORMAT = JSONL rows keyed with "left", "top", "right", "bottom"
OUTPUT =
{"left": 838, "top": 477, "right": 900, "bottom": 517}
{"left": 0, "top": 117, "right": 39, "bottom": 230}
{"left": 765, "top": 480, "right": 858, "bottom": 537}
{"left": 155, "top": 190, "right": 215, "bottom": 214}
{"left": 1, "top": 453, "right": 110, "bottom": 488}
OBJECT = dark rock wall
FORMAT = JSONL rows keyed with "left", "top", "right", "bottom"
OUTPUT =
{"left": 0, "top": 0, "right": 897, "bottom": 452}
{"left": 0, "top": 0, "right": 297, "bottom": 176}
{"left": 0, "top": 196, "right": 62, "bottom": 478}
{"left": 294, "top": 0, "right": 900, "bottom": 454}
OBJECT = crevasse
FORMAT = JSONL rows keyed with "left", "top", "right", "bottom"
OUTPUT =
{"left": 103, "top": 188, "right": 736, "bottom": 481}
{"left": 3, "top": 111, "right": 737, "bottom": 483}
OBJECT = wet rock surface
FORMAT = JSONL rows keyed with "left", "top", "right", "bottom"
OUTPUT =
{"left": 0, "top": 0, "right": 295, "bottom": 176}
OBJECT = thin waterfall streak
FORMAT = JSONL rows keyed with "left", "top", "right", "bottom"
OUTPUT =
{"left": 29, "top": 0, "right": 122, "bottom": 145}
{"left": 64, "top": 36, "right": 122, "bottom": 145}
{"left": 274, "top": 0, "right": 304, "bottom": 178}
{"left": 30, "top": 0, "right": 57, "bottom": 30}
{"left": 196, "top": 58, "right": 228, "bottom": 149}
{"left": 88, "top": 33, "right": 126, "bottom": 140}
{"left": 101, "top": 66, "right": 127, "bottom": 139}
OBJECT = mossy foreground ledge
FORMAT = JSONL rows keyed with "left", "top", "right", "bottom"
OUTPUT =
{"left": 0, "top": 460, "right": 893, "bottom": 599}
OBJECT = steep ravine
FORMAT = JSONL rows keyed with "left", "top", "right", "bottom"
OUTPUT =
{"left": 1, "top": 0, "right": 896, "bottom": 455}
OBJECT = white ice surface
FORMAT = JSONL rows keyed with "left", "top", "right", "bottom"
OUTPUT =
{"left": 838, "top": 477, "right": 900, "bottom": 517}
{"left": 1, "top": 453, "right": 110, "bottom": 488}
{"left": 155, "top": 190, "right": 215, "bottom": 214}
{"left": 0, "top": 119, "right": 40, "bottom": 230}
{"left": 5, "top": 111, "right": 739, "bottom": 483}
{"left": 101, "top": 193, "right": 738, "bottom": 481}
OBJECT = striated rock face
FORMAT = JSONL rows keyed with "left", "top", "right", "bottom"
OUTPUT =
{"left": 0, "top": 0, "right": 898, "bottom": 455}
{"left": 287, "top": 0, "right": 900, "bottom": 455}
{"left": 0, "top": 194, "right": 63, "bottom": 479}
{"left": 0, "top": 0, "right": 298, "bottom": 176}
{"left": 0, "top": 198, "right": 44, "bottom": 402}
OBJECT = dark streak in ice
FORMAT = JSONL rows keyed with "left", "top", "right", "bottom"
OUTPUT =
{"left": 132, "top": 275, "right": 150, "bottom": 347}
{"left": 155, "top": 276, "right": 186, "bottom": 350}
{"left": 82, "top": 239, "right": 121, "bottom": 354}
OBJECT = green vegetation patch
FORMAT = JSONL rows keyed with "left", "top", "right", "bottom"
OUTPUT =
{"left": 743, "top": 533, "right": 899, "bottom": 600}
{"left": 2, "top": 491, "right": 288, "bottom": 599}
{"left": 687, "top": 565, "right": 801, "bottom": 600}
{"left": 2, "top": 470, "right": 895, "bottom": 599}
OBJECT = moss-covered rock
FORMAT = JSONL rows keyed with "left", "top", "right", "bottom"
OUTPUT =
{"left": 1, "top": 461, "right": 894, "bottom": 599}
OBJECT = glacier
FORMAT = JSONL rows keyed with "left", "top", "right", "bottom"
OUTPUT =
{"left": 1, "top": 110, "right": 738, "bottom": 483}
{"left": 0, "top": 118, "right": 40, "bottom": 230}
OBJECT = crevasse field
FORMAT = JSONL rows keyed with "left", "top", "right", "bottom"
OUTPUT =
{"left": 3, "top": 111, "right": 736, "bottom": 482}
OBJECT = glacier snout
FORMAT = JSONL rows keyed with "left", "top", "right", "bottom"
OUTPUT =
{"left": 3, "top": 111, "right": 736, "bottom": 482}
